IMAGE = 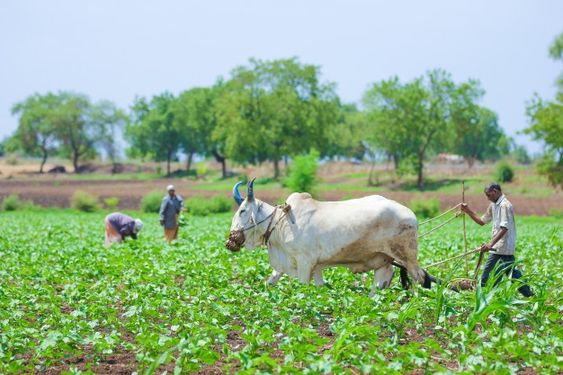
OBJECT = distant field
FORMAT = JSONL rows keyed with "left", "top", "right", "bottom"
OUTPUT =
{"left": 0, "top": 211, "right": 560, "bottom": 373}
{"left": 1, "top": 159, "right": 561, "bottom": 215}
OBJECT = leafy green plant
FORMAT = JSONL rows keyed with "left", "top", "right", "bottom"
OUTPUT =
{"left": 410, "top": 198, "right": 440, "bottom": 218}
{"left": 2, "top": 194, "right": 22, "bottom": 211}
{"left": 495, "top": 162, "right": 515, "bottom": 183}
{"left": 286, "top": 149, "right": 319, "bottom": 193}
{"left": 185, "top": 195, "right": 232, "bottom": 216}
{"left": 140, "top": 191, "right": 162, "bottom": 213}
{"left": 70, "top": 191, "right": 99, "bottom": 212}
{"left": 103, "top": 196, "right": 120, "bottom": 209}
{"left": 0, "top": 211, "right": 559, "bottom": 373}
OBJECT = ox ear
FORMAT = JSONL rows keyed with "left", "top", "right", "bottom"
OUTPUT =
{"left": 247, "top": 177, "right": 256, "bottom": 201}
{"left": 232, "top": 181, "right": 244, "bottom": 206}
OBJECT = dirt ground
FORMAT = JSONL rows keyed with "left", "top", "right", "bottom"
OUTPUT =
{"left": 0, "top": 176, "right": 560, "bottom": 215}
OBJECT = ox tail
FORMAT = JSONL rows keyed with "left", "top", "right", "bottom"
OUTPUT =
{"left": 403, "top": 261, "right": 435, "bottom": 289}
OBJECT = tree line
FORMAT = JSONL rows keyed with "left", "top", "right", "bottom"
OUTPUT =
{"left": 4, "top": 35, "right": 562, "bottom": 187}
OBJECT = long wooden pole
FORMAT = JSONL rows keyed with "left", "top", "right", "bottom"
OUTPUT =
{"left": 462, "top": 181, "right": 469, "bottom": 276}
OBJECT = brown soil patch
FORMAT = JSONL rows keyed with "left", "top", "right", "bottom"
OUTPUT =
{"left": 1, "top": 177, "right": 560, "bottom": 215}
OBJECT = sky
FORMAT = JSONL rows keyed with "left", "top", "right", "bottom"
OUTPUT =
{"left": 1, "top": 1, "right": 561, "bottom": 154}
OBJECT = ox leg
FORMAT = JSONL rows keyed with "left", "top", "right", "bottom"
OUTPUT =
{"left": 297, "top": 259, "right": 313, "bottom": 284}
{"left": 313, "top": 268, "right": 325, "bottom": 286}
{"left": 266, "top": 270, "right": 284, "bottom": 285}
{"left": 371, "top": 264, "right": 394, "bottom": 297}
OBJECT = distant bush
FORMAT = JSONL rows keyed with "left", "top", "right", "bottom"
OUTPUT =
{"left": 140, "top": 191, "right": 163, "bottom": 213}
{"left": 255, "top": 177, "right": 273, "bottom": 185}
{"left": 495, "top": 162, "right": 515, "bottom": 183}
{"left": 549, "top": 207, "right": 563, "bottom": 218}
{"left": 186, "top": 196, "right": 232, "bottom": 216}
{"left": 196, "top": 162, "right": 209, "bottom": 177}
{"left": 286, "top": 150, "right": 319, "bottom": 193}
{"left": 104, "top": 197, "right": 120, "bottom": 209}
{"left": 410, "top": 198, "right": 440, "bottom": 219}
{"left": 71, "top": 191, "right": 100, "bottom": 212}
{"left": 2, "top": 194, "right": 22, "bottom": 211}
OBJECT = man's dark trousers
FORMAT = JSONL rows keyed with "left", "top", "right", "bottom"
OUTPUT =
{"left": 481, "top": 253, "right": 533, "bottom": 297}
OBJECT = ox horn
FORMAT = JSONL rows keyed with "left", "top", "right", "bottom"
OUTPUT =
{"left": 232, "top": 181, "right": 244, "bottom": 206}
{"left": 247, "top": 177, "right": 256, "bottom": 201}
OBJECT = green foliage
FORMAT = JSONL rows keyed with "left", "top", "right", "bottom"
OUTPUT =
{"left": 363, "top": 70, "right": 484, "bottom": 187}
{"left": 140, "top": 191, "right": 163, "bottom": 213}
{"left": 70, "top": 191, "right": 100, "bottom": 212}
{"left": 536, "top": 151, "right": 563, "bottom": 188}
{"left": 285, "top": 150, "right": 320, "bottom": 193}
{"left": 548, "top": 207, "right": 563, "bottom": 218}
{"left": 495, "top": 162, "right": 515, "bottom": 183}
{"left": 409, "top": 198, "right": 440, "bottom": 219}
{"left": 0, "top": 211, "right": 560, "bottom": 373}
{"left": 2, "top": 194, "right": 23, "bottom": 211}
{"left": 126, "top": 93, "right": 182, "bottom": 176}
{"left": 185, "top": 195, "right": 232, "bottom": 216}
{"left": 214, "top": 58, "right": 340, "bottom": 179}
{"left": 195, "top": 162, "right": 209, "bottom": 177}
{"left": 512, "top": 145, "right": 531, "bottom": 164}
{"left": 103, "top": 197, "right": 120, "bottom": 209}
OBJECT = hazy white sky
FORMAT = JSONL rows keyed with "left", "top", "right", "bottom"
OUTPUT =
{"left": 1, "top": 1, "right": 561, "bottom": 153}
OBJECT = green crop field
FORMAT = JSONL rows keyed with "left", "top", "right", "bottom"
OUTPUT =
{"left": 0, "top": 211, "right": 561, "bottom": 373}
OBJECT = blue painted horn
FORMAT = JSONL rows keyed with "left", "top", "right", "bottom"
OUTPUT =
{"left": 247, "top": 177, "right": 256, "bottom": 200}
{"left": 232, "top": 181, "right": 244, "bottom": 206}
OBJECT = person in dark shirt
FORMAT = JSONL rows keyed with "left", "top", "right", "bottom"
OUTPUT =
{"left": 104, "top": 212, "right": 143, "bottom": 247}
{"left": 159, "top": 185, "right": 184, "bottom": 242}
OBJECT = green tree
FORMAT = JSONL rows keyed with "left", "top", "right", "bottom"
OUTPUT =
{"left": 173, "top": 87, "right": 215, "bottom": 173}
{"left": 364, "top": 70, "right": 484, "bottom": 188}
{"left": 451, "top": 101, "right": 505, "bottom": 168}
{"left": 11, "top": 93, "right": 61, "bottom": 173}
{"left": 214, "top": 58, "right": 340, "bottom": 179}
{"left": 89, "top": 100, "right": 127, "bottom": 173}
{"left": 126, "top": 93, "right": 181, "bottom": 176}
{"left": 53, "top": 92, "right": 97, "bottom": 173}
{"left": 525, "top": 31, "right": 563, "bottom": 187}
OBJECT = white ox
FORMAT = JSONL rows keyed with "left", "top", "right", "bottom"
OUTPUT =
{"left": 225, "top": 179, "right": 433, "bottom": 294}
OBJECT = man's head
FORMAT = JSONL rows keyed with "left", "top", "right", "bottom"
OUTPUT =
{"left": 484, "top": 182, "right": 502, "bottom": 202}
{"left": 167, "top": 184, "right": 176, "bottom": 197}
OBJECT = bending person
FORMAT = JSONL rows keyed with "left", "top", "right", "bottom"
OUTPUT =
{"left": 104, "top": 212, "right": 143, "bottom": 247}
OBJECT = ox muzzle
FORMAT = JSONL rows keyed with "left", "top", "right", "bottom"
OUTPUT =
{"left": 225, "top": 229, "right": 245, "bottom": 252}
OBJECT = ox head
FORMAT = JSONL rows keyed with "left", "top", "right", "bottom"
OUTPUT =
{"left": 226, "top": 178, "right": 263, "bottom": 251}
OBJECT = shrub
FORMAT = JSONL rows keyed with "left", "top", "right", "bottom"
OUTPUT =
{"left": 104, "top": 197, "right": 120, "bottom": 209}
{"left": 186, "top": 196, "right": 232, "bottom": 216}
{"left": 140, "top": 191, "right": 163, "bottom": 213}
{"left": 410, "top": 198, "right": 440, "bottom": 219}
{"left": 196, "top": 162, "right": 209, "bottom": 177}
{"left": 286, "top": 150, "right": 320, "bottom": 193}
{"left": 548, "top": 208, "right": 563, "bottom": 218}
{"left": 2, "top": 194, "right": 22, "bottom": 211}
{"left": 495, "top": 162, "right": 515, "bottom": 183}
{"left": 70, "top": 191, "right": 100, "bottom": 212}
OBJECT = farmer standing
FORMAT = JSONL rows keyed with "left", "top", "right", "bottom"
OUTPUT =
{"left": 160, "top": 184, "right": 184, "bottom": 242}
{"left": 104, "top": 212, "right": 143, "bottom": 247}
{"left": 461, "top": 183, "right": 534, "bottom": 297}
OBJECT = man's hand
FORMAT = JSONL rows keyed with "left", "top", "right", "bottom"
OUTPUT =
{"left": 160, "top": 219, "right": 165, "bottom": 226}
{"left": 480, "top": 243, "right": 492, "bottom": 252}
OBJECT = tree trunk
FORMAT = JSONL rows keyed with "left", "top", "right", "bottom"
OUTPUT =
{"left": 39, "top": 148, "right": 48, "bottom": 174}
{"left": 368, "top": 160, "right": 378, "bottom": 186}
{"left": 393, "top": 154, "right": 400, "bottom": 171}
{"left": 73, "top": 150, "right": 80, "bottom": 173}
{"left": 186, "top": 152, "right": 193, "bottom": 174}
{"left": 417, "top": 156, "right": 424, "bottom": 189}
{"left": 211, "top": 150, "right": 227, "bottom": 179}
{"left": 273, "top": 158, "right": 280, "bottom": 180}
{"left": 166, "top": 151, "right": 172, "bottom": 176}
